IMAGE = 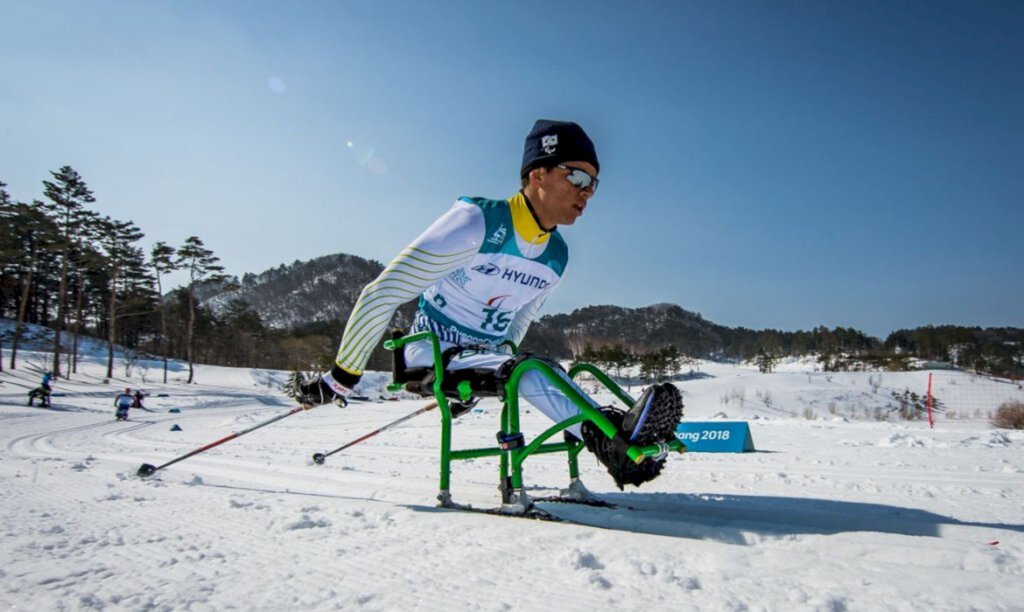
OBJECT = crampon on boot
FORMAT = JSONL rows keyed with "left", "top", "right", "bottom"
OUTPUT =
{"left": 623, "top": 382, "right": 684, "bottom": 445}
{"left": 582, "top": 383, "right": 684, "bottom": 490}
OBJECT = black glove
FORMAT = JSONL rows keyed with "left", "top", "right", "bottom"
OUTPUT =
{"left": 294, "top": 365, "right": 360, "bottom": 407}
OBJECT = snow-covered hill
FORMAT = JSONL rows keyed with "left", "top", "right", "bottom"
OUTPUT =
{"left": 1, "top": 344, "right": 1022, "bottom": 609}
{"left": 194, "top": 252, "right": 409, "bottom": 330}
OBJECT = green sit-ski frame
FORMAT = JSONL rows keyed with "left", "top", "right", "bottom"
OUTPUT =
{"left": 384, "top": 331, "right": 686, "bottom": 513}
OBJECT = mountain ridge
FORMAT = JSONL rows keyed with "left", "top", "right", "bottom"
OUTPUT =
{"left": 192, "top": 252, "right": 1022, "bottom": 372}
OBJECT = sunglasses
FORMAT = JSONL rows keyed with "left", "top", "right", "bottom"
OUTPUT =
{"left": 555, "top": 164, "right": 599, "bottom": 193}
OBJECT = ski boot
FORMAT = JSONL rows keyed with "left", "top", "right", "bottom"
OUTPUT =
{"left": 582, "top": 383, "right": 684, "bottom": 489}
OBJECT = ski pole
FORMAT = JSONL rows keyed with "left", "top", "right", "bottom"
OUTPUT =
{"left": 313, "top": 401, "right": 438, "bottom": 465}
{"left": 137, "top": 403, "right": 320, "bottom": 477}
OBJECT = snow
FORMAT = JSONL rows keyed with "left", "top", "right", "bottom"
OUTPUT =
{"left": 2, "top": 339, "right": 1023, "bottom": 610}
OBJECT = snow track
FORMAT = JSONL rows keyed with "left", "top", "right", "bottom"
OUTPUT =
{"left": 2, "top": 356, "right": 1023, "bottom": 610}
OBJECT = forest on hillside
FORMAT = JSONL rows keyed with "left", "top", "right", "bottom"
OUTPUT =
{"left": 525, "top": 305, "right": 1023, "bottom": 379}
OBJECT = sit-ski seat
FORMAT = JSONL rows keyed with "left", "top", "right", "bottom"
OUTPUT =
{"left": 383, "top": 329, "right": 686, "bottom": 514}
{"left": 389, "top": 330, "right": 501, "bottom": 408}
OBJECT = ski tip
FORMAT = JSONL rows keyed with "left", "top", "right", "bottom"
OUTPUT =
{"left": 312, "top": 453, "right": 326, "bottom": 465}
{"left": 137, "top": 463, "right": 157, "bottom": 477}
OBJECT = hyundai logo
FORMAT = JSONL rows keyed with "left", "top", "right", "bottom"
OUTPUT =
{"left": 472, "top": 263, "right": 500, "bottom": 276}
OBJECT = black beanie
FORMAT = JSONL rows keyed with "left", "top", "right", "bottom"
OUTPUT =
{"left": 520, "top": 119, "right": 599, "bottom": 178}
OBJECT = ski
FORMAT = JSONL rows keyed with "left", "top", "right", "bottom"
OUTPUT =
{"left": 434, "top": 495, "right": 627, "bottom": 524}
{"left": 531, "top": 496, "right": 627, "bottom": 510}
{"left": 435, "top": 504, "right": 567, "bottom": 523}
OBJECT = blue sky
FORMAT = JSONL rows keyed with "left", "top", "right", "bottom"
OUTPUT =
{"left": 2, "top": 1, "right": 1021, "bottom": 338}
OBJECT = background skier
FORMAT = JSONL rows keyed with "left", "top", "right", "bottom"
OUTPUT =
{"left": 114, "top": 388, "right": 133, "bottom": 420}
{"left": 28, "top": 372, "right": 53, "bottom": 407}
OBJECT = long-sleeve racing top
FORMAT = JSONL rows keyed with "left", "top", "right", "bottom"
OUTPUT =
{"left": 334, "top": 192, "right": 569, "bottom": 376}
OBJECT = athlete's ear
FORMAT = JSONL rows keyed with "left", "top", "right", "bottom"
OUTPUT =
{"left": 529, "top": 167, "right": 546, "bottom": 185}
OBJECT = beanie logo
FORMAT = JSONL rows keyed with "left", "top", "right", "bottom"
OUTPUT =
{"left": 541, "top": 134, "right": 558, "bottom": 155}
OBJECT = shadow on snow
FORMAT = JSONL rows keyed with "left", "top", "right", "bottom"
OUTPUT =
{"left": 150, "top": 476, "right": 1023, "bottom": 544}
{"left": 531, "top": 491, "right": 1024, "bottom": 543}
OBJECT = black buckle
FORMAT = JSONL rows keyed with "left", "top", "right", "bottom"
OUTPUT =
{"left": 496, "top": 431, "right": 525, "bottom": 450}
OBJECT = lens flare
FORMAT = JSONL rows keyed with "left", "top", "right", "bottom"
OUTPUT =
{"left": 345, "top": 140, "right": 388, "bottom": 176}
{"left": 367, "top": 157, "right": 388, "bottom": 176}
{"left": 267, "top": 77, "right": 286, "bottom": 93}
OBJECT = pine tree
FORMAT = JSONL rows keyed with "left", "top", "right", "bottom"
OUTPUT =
{"left": 151, "top": 241, "right": 178, "bottom": 383}
{"left": 217, "top": 299, "right": 268, "bottom": 366}
{"left": 96, "top": 216, "right": 145, "bottom": 379}
{"left": 1, "top": 192, "right": 58, "bottom": 370}
{"left": 117, "top": 244, "right": 158, "bottom": 367}
{"left": 42, "top": 166, "right": 95, "bottom": 379}
{"left": 0, "top": 181, "right": 12, "bottom": 371}
{"left": 66, "top": 210, "right": 102, "bottom": 376}
{"left": 756, "top": 349, "right": 777, "bottom": 373}
{"left": 176, "top": 236, "right": 227, "bottom": 384}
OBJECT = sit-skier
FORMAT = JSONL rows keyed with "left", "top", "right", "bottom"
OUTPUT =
{"left": 114, "top": 388, "right": 133, "bottom": 421}
{"left": 28, "top": 372, "right": 53, "bottom": 408}
{"left": 27, "top": 386, "right": 51, "bottom": 407}
{"left": 295, "top": 119, "right": 683, "bottom": 489}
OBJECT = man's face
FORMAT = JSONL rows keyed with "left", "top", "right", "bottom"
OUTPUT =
{"left": 532, "top": 161, "right": 598, "bottom": 228}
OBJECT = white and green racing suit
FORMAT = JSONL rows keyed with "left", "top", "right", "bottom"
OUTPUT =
{"left": 334, "top": 191, "right": 599, "bottom": 435}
